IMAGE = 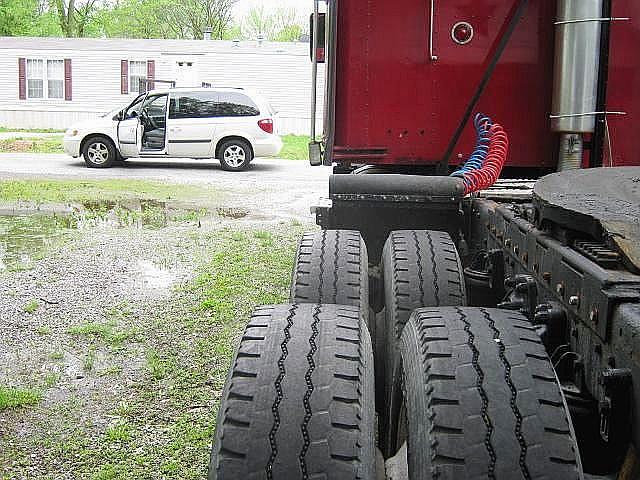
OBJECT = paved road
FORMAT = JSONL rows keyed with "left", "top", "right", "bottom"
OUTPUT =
{"left": 0, "top": 153, "right": 332, "bottom": 222}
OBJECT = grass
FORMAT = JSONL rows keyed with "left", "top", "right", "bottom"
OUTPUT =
{"left": 280, "top": 134, "right": 309, "bottom": 160}
{"left": 44, "top": 373, "right": 60, "bottom": 388}
{"left": 0, "top": 136, "right": 64, "bottom": 153}
{"left": 68, "top": 321, "right": 138, "bottom": 348}
{"left": 146, "top": 349, "right": 172, "bottom": 381}
{"left": 52, "top": 225, "right": 304, "bottom": 478}
{"left": 0, "top": 386, "right": 42, "bottom": 410}
{"left": 0, "top": 133, "right": 310, "bottom": 159}
{"left": 0, "top": 126, "right": 64, "bottom": 133}
{"left": 98, "top": 365, "right": 123, "bottom": 377}
{"left": 0, "top": 179, "right": 215, "bottom": 205}
{"left": 104, "top": 422, "right": 132, "bottom": 443}
{"left": 83, "top": 345, "right": 97, "bottom": 371}
{"left": 22, "top": 299, "right": 39, "bottom": 314}
{"left": 36, "top": 325, "right": 52, "bottom": 335}
{"left": 0, "top": 172, "right": 311, "bottom": 477}
{"left": 49, "top": 351, "right": 64, "bottom": 360}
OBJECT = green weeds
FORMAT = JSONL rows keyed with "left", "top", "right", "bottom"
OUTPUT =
{"left": 22, "top": 299, "right": 39, "bottom": 314}
{"left": 0, "top": 386, "right": 42, "bottom": 410}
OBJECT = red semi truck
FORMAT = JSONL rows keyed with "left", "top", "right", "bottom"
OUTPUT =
{"left": 210, "top": 1, "right": 640, "bottom": 479}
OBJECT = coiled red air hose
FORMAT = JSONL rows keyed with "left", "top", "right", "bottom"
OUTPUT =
{"left": 462, "top": 123, "right": 509, "bottom": 195}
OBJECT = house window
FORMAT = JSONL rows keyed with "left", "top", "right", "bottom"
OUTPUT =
{"left": 26, "top": 59, "right": 43, "bottom": 99}
{"left": 26, "top": 59, "right": 64, "bottom": 99}
{"left": 129, "top": 61, "right": 147, "bottom": 94}
{"left": 47, "top": 60, "right": 64, "bottom": 99}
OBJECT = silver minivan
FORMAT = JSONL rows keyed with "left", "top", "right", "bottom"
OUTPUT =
{"left": 63, "top": 87, "right": 282, "bottom": 171}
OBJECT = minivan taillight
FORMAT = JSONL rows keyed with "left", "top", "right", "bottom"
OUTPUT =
{"left": 258, "top": 118, "right": 274, "bottom": 134}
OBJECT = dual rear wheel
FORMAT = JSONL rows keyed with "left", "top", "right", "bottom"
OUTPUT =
{"left": 210, "top": 229, "right": 583, "bottom": 479}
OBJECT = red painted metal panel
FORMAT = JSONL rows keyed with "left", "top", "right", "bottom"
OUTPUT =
{"left": 18, "top": 58, "right": 26, "bottom": 100}
{"left": 605, "top": 0, "right": 640, "bottom": 167}
{"left": 64, "top": 59, "right": 72, "bottom": 101}
{"left": 332, "top": 0, "right": 556, "bottom": 169}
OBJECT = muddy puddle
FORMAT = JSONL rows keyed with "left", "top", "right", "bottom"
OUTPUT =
{"left": 0, "top": 214, "right": 74, "bottom": 272}
{"left": 0, "top": 199, "right": 202, "bottom": 273}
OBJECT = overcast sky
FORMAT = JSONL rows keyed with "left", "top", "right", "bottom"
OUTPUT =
{"left": 233, "top": 0, "right": 312, "bottom": 19}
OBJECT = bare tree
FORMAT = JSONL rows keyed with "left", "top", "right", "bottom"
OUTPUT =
{"left": 242, "top": 6, "right": 304, "bottom": 41}
{"left": 160, "top": 0, "right": 237, "bottom": 40}
{"left": 241, "top": 5, "right": 272, "bottom": 39}
{"left": 51, "top": 0, "right": 98, "bottom": 36}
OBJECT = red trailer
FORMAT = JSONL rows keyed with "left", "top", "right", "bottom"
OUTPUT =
{"left": 318, "top": 0, "right": 640, "bottom": 172}
{"left": 210, "top": 2, "right": 640, "bottom": 479}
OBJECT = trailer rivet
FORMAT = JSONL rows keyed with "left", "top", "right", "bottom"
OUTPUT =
{"left": 556, "top": 283, "right": 565, "bottom": 297}
{"left": 569, "top": 295, "right": 580, "bottom": 306}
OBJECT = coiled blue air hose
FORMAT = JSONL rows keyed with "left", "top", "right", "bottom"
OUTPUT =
{"left": 451, "top": 113, "right": 493, "bottom": 177}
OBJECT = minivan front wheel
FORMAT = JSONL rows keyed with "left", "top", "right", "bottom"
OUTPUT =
{"left": 83, "top": 136, "right": 117, "bottom": 168}
{"left": 218, "top": 139, "right": 252, "bottom": 171}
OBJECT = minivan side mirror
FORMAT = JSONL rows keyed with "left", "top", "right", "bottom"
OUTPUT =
{"left": 309, "top": 13, "right": 326, "bottom": 63}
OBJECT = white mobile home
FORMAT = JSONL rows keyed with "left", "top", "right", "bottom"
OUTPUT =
{"left": 0, "top": 37, "right": 324, "bottom": 135}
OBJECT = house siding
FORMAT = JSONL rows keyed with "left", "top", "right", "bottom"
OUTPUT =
{"left": 0, "top": 37, "right": 325, "bottom": 135}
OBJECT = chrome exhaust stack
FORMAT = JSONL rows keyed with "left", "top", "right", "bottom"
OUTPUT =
{"left": 551, "top": 0, "right": 603, "bottom": 170}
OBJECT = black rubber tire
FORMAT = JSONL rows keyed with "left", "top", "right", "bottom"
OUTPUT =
{"left": 290, "top": 230, "right": 369, "bottom": 327}
{"left": 218, "top": 138, "right": 253, "bottom": 171}
{"left": 380, "top": 230, "right": 465, "bottom": 425}
{"left": 390, "top": 307, "right": 583, "bottom": 479}
{"left": 82, "top": 135, "right": 117, "bottom": 168}
{"left": 209, "top": 303, "right": 376, "bottom": 480}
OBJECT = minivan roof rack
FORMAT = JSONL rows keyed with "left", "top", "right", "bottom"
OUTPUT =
{"left": 164, "top": 84, "right": 245, "bottom": 90}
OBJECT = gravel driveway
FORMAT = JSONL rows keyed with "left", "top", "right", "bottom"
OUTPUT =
{"left": 0, "top": 153, "right": 331, "bottom": 222}
{"left": 0, "top": 154, "right": 329, "bottom": 478}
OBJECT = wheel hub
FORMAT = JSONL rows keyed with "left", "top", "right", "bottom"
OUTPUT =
{"left": 223, "top": 145, "right": 246, "bottom": 168}
{"left": 87, "top": 142, "right": 109, "bottom": 164}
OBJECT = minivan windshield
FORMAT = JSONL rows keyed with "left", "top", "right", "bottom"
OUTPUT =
{"left": 103, "top": 94, "right": 146, "bottom": 119}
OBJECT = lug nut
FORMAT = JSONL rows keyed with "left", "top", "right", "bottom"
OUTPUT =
{"left": 569, "top": 295, "right": 580, "bottom": 306}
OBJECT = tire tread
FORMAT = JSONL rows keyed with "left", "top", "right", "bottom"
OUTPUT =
{"left": 397, "top": 307, "right": 583, "bottom": 480}
{"left": 210, "top": 304, "right": 375, "bottom": 480}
